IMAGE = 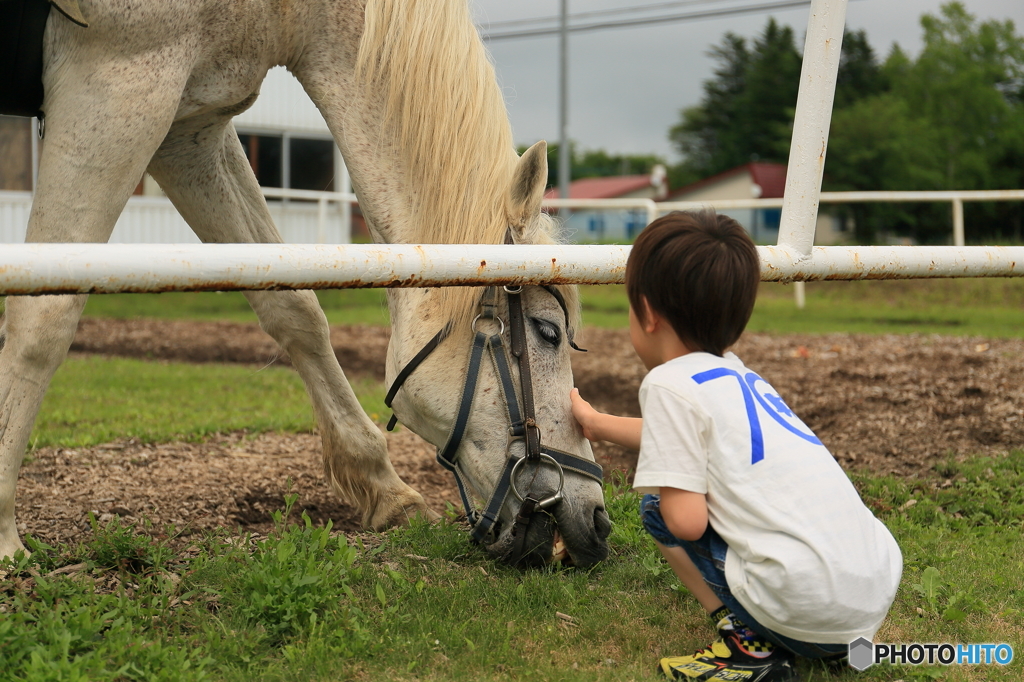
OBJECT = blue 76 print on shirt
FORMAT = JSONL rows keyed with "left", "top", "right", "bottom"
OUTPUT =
{"left": 692, "top": 368, "right": 822, "bottom": 465}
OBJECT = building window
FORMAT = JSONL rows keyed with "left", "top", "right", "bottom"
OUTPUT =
{"left": 761, "top": 208, "right": 782, "bottom": 231}
{"left": 238, "top": 132, "right": 335, "bottom": 193}
{"left": 238, "top": 133, "right": 283, "bottom": 188}
{"left": 625, "top": 210, "right": 645, "bottom": 240}
{"left": 289, "top": 138, "right": 335, "bottom": 192}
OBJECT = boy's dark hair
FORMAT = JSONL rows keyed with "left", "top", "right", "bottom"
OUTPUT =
{"left": 626, "top": 210, "right": 759, "bottom": 356}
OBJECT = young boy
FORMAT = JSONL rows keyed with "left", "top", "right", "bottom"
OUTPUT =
{"left": 571, "top": 211, "right": 902, "bottom": 681}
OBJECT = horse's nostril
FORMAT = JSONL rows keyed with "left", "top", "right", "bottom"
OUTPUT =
{"left": 593, "top": 505, "right": 611, "bottom": 538}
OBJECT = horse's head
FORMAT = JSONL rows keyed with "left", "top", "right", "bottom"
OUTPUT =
{"left": 385, "top": 142, "right": 611, "bottom": 568}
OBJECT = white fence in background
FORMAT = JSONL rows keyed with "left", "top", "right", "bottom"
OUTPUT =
{"left": 542, "top": 190, "right": 1024, "bottom": 247}
{"left": 0, "top": 188, "right": 356, "bottom": 245}
{"left": 4, "top": 189, "right": 1021, "bottom": 248}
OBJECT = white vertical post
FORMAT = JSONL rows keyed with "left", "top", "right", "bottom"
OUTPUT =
{"left": 794, "top": 281, "right": 806, "bottom": 309}
{"left": 778, "top": 0, "right": 848, "bottom": 258}
{"left": 281, "top": 132, "right": 291, "bottom": 231}
{"left": 317, "top": 198, "right": 328, "bottom": 244}
{"left": 779, "top": 0, "right": 847, "bottom": 310}
{"left": 645, "top": 199, "right": 658, "bottom": 227}
{"left": 952, "top": 197, "right": 964, "bottom": 247}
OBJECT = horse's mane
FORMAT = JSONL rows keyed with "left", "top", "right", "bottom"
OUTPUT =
{"left": 356, "top": 0, "right": 579, "bottom": 335}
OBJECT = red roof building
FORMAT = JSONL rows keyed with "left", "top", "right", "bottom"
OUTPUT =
{"left": 663, "top": 162, "right": 846, "bottom": 245}
{"left": 545, "top": 165, "right": 668, "bottom": 201}
{"left": 666, "top": 162, "right": 787, "bottom": 202}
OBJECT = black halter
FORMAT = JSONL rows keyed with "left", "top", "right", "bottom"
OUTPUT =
{"left": 385, "top": 279, "right": 603, "bottom": 562}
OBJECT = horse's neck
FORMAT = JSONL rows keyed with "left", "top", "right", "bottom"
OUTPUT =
{"left": 293, "top": 0, "right": 516, "bottom": 248}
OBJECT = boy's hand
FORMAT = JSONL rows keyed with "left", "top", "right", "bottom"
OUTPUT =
{"left": 570, "top": 388, "right": 601, "bottom": 441}
{"left": 571, "top": 388, "right": 643, "bottom": 449}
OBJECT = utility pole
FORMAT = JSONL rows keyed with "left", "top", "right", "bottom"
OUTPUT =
{"left": 557, "top": 0, "right": 570, "bottom": 215}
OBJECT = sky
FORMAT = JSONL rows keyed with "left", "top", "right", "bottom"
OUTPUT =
{"left": 472, "top": 0, "right": 1024, "bottom": 162}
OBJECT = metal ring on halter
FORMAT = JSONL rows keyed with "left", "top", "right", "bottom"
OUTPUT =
{"left": 503, "top": 285, "right": 524, "bottom": 294}
{"left": 510, "top": 453, "right": 565, "bottom": 510}
{"left": 472, "top": 314, "right": 504, "bottom": 335}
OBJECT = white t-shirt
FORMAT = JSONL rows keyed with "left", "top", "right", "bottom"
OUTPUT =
{"left": 633, "top": 351, "right": 902, "bottom": 644}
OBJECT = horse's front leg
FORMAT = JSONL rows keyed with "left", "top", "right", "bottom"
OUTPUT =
{"left": 147, "top": 116, "right": 432, "bottom": 529}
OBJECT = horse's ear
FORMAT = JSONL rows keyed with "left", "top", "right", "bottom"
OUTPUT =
{"left": 507, "top": 141, "right": 548, "bottom": 236}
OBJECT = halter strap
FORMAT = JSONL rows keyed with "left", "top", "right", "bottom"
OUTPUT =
{"left": 384, "top": 322, "right": 453, "bottom": 431}
{"left": 505, "top": 286, "right": 541, "bottom": 459}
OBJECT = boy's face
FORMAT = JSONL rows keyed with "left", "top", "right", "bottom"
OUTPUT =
{"left": 629, "top": 297, "right": 693, "bottom": 369}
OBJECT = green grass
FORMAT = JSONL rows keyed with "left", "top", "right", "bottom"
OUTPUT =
{"left": 3, "top": 456, "right": 1022, "bottom": 681}
{"left": 0, "top": 289, "right": 391, "bottom": 326}
{"left": 3, "top": 276, "right": 1024, "bottom": 336}
{"left": 111, "top": 289, "right": 390, "bottom": 326}
{"left": 750, "top": 279, "right": 1024, "bottom": 337}
{"left": 578, "top": 279, "right": 1024, "bottom": 337}
{"left": 30, "top": 356, "right": 389, "bottom": 449}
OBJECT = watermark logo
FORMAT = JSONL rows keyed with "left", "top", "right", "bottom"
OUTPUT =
{"left": 848, "top": 638, "right": 1015, "bottom": 670}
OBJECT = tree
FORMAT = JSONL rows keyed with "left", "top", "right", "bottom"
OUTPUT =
{"left": 669, "top": 20, "right": 801, "bottom": 177}
{"left": 834, "top": 29, "right": 887, "bottom": 110}
{"left": 669, "top": 33, "right": 750, "bottom": 175}
{"left": 825, "top": 2, "right": 1024, "bottom": 243}
{"left": 574, "top": 149, "right": 666, "bottom": 179}
{"left": 516, "top": 143, "right": 667, "bottom": 189}
{"left": 902, "top": 2, "right": 1024, "bottom": 192}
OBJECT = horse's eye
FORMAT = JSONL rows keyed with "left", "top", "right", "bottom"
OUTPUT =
{"left": 532, "top": 318, "right": 561, "bottom": 347}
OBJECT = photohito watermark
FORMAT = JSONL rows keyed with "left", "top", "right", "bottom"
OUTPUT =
{"left": 848, "top": 638, "right": 1015, "bottom": 670}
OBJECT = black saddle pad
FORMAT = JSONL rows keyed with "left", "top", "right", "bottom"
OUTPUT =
{"left": 0, "top": 0, "right": 51, "bottom": 118}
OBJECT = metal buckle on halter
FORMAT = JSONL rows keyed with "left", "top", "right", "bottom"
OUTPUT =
{"left": 505, "top": 425, "right": 522, "bottom": 458}
{"left": 510, "top": 452, "right": 565, "bottom": 510}
{"left": 471, "top": 313, "right": 504, "bottom": 335}
{"left": 505, "top": 420, "right": 541, "bottom": 458}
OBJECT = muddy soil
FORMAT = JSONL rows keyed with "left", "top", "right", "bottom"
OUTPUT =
{"left": 14, "top": 318, "right": 1024, "bottom": 547}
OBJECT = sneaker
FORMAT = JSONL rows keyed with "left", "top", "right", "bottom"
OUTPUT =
{"left": 659, "top": 635, "right": 799, "bottom": 681}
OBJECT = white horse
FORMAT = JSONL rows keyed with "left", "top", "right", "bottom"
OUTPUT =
{"left": 0, "top": 0, "right": 611, "bottom": 567}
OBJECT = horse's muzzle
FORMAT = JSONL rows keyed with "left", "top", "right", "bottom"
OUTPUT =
{"left": 486, "top": 494, "right": 610, "bottom": 569}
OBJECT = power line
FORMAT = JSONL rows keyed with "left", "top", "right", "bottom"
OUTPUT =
{"left": 482, "top": 0, "right": 738, "bottom": 31}
{"left": 481, "top": 0, "right": 814, "bottom": 41}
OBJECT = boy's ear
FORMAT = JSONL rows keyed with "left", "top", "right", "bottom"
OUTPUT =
{"left": 640, "top": 296, "right": 660, "bottom": 334}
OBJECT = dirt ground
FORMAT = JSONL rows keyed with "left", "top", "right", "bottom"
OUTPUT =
{"left": 14, "top": 318, "right": 1024, "bottom": 547}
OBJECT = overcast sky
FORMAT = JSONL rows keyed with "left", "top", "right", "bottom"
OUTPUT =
{"left": 472, "top": 0, "right": 1023, "bottom": 162}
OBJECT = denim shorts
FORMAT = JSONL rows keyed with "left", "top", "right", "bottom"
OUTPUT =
{"left": 640, "top": 494, "right": 848, "bottom": 660}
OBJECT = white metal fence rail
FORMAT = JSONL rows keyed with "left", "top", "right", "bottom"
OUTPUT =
{"left": 1, "top": 243, "right": 1023, "bottom": 296}
{"left": 1, "top": 0, "right": 1023, "bottom": 295}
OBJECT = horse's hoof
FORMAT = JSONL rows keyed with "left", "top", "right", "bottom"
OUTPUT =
{"left": 366, "top": 489, "right": 435, "bottom": 530}
{"left": 0, "top": 537, "right": 29, "bottom": 563}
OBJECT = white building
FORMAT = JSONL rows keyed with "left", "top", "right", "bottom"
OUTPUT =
{"left": 666, "top": 162, "right": 846, "bottom": 245}
{"left": 0, "top": 68, "right": 352, "bottom": 244}
{"left": 550, "top": 165, "right": 668, "bottom": 243}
